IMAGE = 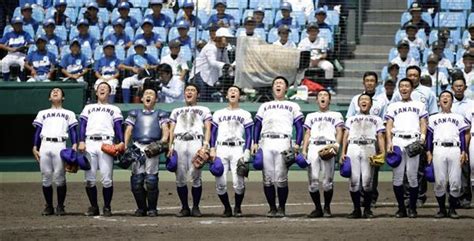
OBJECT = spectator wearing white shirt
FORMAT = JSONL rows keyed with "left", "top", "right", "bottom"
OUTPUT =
{"left": 298, "top": 22, "right": 334, "bottom": 80}
{"left": 431, "top": 41, "right": 453, "bottom": 70}
{"left": 390, "top": 40, "right": 418, "bottom": 76}
{"left": 238, "top": 16, "right": 261, "bottom": 38}
{"left": 272, "top": 25, "right": 296, "bottom": 48}
{"left": 155, "top": 63, "right": 184, "bottom": 103}
{"left": 403, "top": 23, "right": 426, "bottom": 53}
{"left": 190, "top": 27, "right": 232, "bottom": 102}
{"left": 421, "top": 54, "right": 449, "bottom": 90}
{"left": 161, "top": 39, "right": 189, "bottom": 81}
{"left": 463, "top": 24, "right": 474, "bottom": 50}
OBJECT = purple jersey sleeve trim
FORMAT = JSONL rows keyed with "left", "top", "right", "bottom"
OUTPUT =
{"left": 426, "top": 129, "right": 433, "bottom": 152}
{"left": 293, "top": 114, "right": 304, "bottom": 123}
{"left": 303, "top": 124, "right": 311, "bottom": 130}
{"left": 124, "top": 120, "right": 135, "bottom": 126}
{"left": 420, "top": 113, "right": 428, "bottom": 119}
{"left": 33, "top": 126, "right": 42, "bottom": 147}
{"left": 384, "top": 115, "right": 394, "bottom": 121}
{"left": 113, "top": 119, "right": 124, "bottom": 142}
{"left": 32, "top": 121, "right": 43, "bottom": 127}
{"left": 294, "top": 118, "right": 304, "bottom": 145}
{"left": 244, "top": 125, "right": 252, "bottom": 150}
{"left": 460, "top": 130, "right": 466, "bottom": 152}
{"left": 253, "top": 118, "right": 262, "bottom": 144}
{"left": 68, "top": 125, "right": 78, "bottom": 145}
{"left": 79, "top": 118, "right": 87, "bottom": 142}
{"left": 376, "top": 128, "right": 386, "bottom": 133}
{"left": 210, "top": 124, "right": 218, "bottom": 148}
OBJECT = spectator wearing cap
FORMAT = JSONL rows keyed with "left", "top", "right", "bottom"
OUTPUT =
{"left": 275, "top": 2, "right": 299, "bottom": 29}
{"left": 172, "top": 20, "right": 193, "bottom": 49}
{"left": 206, "top": 0, "right": 236, "bottom": 30}
{"left": 84, "top": 2, "right": 105, "bottom": 31}
{"left": 431, "top": 41, "right": 452, "bottom": 70}
{"left": 381, "top": 79, "right": 396, "bottom": 102}
{"left": 285, "top": 0, "right": 314, "bottom": 18}
{"left": 390, "top": 40, "right": 418, "bottom": 76}
{"left": 458, "top": 52, "right": 473, "bottom": 89}
{"left": 53, "top": 0, "right": 72, "bottom": 29}
{"left": 120, "top": 39, "right": 159, "bottom": 103}
{"left": 94, "top": 41, "right": 121, "bottom": 103}
{"left": 144, "top": 0, "right": 172, "bottom": 28}
{"left": 105, "top": 19, "right": 132, "bottom": 49}
{"left": 314, "top": 8, "right": 331, "bottom": 30}
{"left": 384, "top": 63, "right": 401, "bottom": 83}
{"left": 175, "top": 1, "right": 202, "bottom": 28}
{"left": 238, "top": 16, "right": 261, "bottom": 38}
{"left": 25, "top": 35, "right": 57, "bottom": 82}
{"left": 272, "top": 25, "right": 296, "bottom": 48}
{"left": 43, "top": 19, "right": 65, "bottom": 51}
{"left": 436, "top": 27, "right": 456, "bottom": 52}
{"left": 298, "top": 23, "right": 334, "bottom": 81}
{"left": 155, "top": 63, "right": 184, "bottom": 103}
{"left": 161, "top": 39, "right": 189, "bottom": 81}
{"left": 134, "top": 18, "right": 163, "bottom": 49}
{"left": 421, "top": 54, "right": 449, "bottom": 91}
{"left": 98, "top": 0, "right": 115, "bottom": 12}
{"left": 463, "top": 24, "right": 474, "bottom": 50}
{"left": 403, "top": 2, "right": 430, "bottom": 36}
{"left": 116, "top": 2, "right": 139, "bottom": 29}
{"left": 402, "top": 23, "right": 426, "bottom": 54}
{"left": 0, "top": 17, "right": 33, "bottom": 81}
{"left": 190, "top": 27, "right": 232, "bottom": 102}
{"left": 252, "top": 7, "right": 266, "bottom": 29}
{"left": 207, "top": 23, "right": 219, "bottom": 43}
{"left": 60, "top": 39, "right": 90, "bottom": 83}
{"left": 76, "top": 19, "right": 99, "bottom": 50}
{"left": 21, "top": 4, "right": 39, "bottom": 32}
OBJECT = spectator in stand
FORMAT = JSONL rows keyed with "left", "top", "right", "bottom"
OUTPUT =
{"left": 43, "top": 19, "right": 65, "bottom": 51}
{"left": 238, "top": 16, "right": 262, "bottom": 38}
{"left": 75, "top": 19, "right": 99, "bottom": 50}
{"left": 421, "top": 54, "right": 449, "bottom": 91}
{"left": 437, "top": 28, "right": 456, "bottom": 52}
{"left": 156, "top": 63, "right": 184, "bottom": 103}
{"left": 0, "top": 17, "right": 33, "bottom": 81}
{"left": 390, "top": 40, "right": 418, "bottom": 76}
{"left": 253, "top": 7, "right": 266, "bottom": 29}
{"left": 161, "top": 39, "right": 189, "bottom": 81}
{"left": 285, "top": 0, "right": 314, "bottom": 18}
{"left": 52, "top": 0, "right": 71, "bottom": 30}
{"left": 175, "top": 1, "right": 202, "bottom": 28}
{"left": 25, "top": 35, "right": 56, "bottom": 82}
{"left": 172, "top": 20, "right": 193, "bottom": 49}
{"left": 272, "top": 25, "right": 296, "bottom": 48}
{"left": 207, "top": 0, "right": 236, "bottom": 30}
{"left": 105, "top": 18, "right": 132, "bottom": 49}
{"left": 60, "top": 39, "right": 90, "bottom": 83}
{"left": 403, "top": 2, "right": 430, "bottom": 36}
{"left": 97, "top": 0, "right": 114, "bottom": 12}
{"left": 381, "top": 79, "right": 396, "bottom": 103}
{"left": 134, "top": 18, "right": 163, "bottom": 49}
{"left": 431, "top": 41, "right": 453, "bottom": 70}
{"left": 207, "top": 23, "right": 219, "bottom": 43}
{"left": 84, "top": 2, "right": 105, "bottom": 31}
{"left": 314, "top": 8, "right": 331, "bottom": 31}
{"left": 145, "top": 0, "right": 173, "bottom": 28}
{"left": 403, "top": 23, "right": 425, "bottom": 53}
{"left": 463, "top": 24, "right": 474, "bottom": 50}
{"left": 94, "top": 41, "right": 121, "bottom": 103}
{"left": 384, "top": 63, "right": 401, "bottom": 83}
{"left": 456, "top": 43, "right": 474, "bottom": 68}
{"left": 116, "top": 2, "right": 139, "bottom": 29}
{"left": 458, "top": 52, "right": 473, "bottom": 91}
{"left": 419, "top": 75, "right": 431, "bottom": 88}
{"left": 275, "top": 2, "right": 299, "bottom": 29}
{"left": 21, "top": 3, "right": 39, "bottom": 33}
{"left": 298, "top": 23, "right": 334, "bottom": 82}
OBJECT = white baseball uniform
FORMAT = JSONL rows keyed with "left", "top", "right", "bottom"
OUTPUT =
{"left": 385, "top": 100, "right": 428, "bottom": 187}
{"left": 304, "top": 111, "right": 344, "bottom": 192}
{"left": 344, "top": 114, "right": 385, "bottom": 192}
{"left": 169, "top": 105, "right": 212, "bottom": 187}
{"left": 212, "top": 108, "right": 253, "bottom": 195}
{"left": 33, "top": 108, "right": 78, "bottom": 187}
{"left": 80, "top": 103, "right": 123, "bottom": 188}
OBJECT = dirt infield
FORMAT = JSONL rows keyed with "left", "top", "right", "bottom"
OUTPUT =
{"left": 1, "top": 181, "right": 473, "bottom": 241}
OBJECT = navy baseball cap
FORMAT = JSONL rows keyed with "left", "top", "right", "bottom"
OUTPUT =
{"left": 11, "top": 16, "right": 24, "bottom": 24}
{"left": 405, "top": 23, "right": 418, "bottom": 30}
{"left": 55, "top": 0, "right": 67, "bottom": 7}
{"left": 118, "top": 2, "right": 130, "bottom": 9}
{"left": 169, "top": 39, "right": 181, "bottom": 48}
{"left": 70, "top": 38, "right": 81, "bottom": 46}
{"left": 36, "top": 35, "right": 48, "bottom": 42}
{"left": 141, "top": 18, "right": 153, "bottom": 27}
{"left": 254, "top": 6, "right": 265, "bottom": 13}
{"left": 214, "top": 0, "right": 227, "bottom": 8}
{"left": 77, "top": 19, "right": 89, "bottom": 27}
{"left": 43, "top": 18, "right": 55, "bottom": 27}
{"left": 113, "top": 18, "right": 125, "bottom": 27}
{"left": 182, "top": 0, "right": 194, "bottom": 8}
{"left": 278, "top": 24, "right": 291, "bottom": 33}
{"left": 280, "top": 2, "right": 292, "bottom": 11}
{"left": 306, "top": 22, "right": 319, "bottom": 30}
{"left": 468, "top": 23, "right": 474, "bottom": 30}
{"left": 244, "top": 16, "right": 256, "bottom": 24}
{"left": 410, "top": 2, "right": 422, "bottom": 11}
{"left": 134, "top": 39, "right": 147, "bottom": 48}
{"left": 103, "top": 40, "right": 115, "bottom": 48}
{"left": 315, "top": 7, "right": 326, "bottom": 15}
{"left": 176, "top": 20, "right": 190, "bottom": 29}
{"left": 87, "top": 2, "right": 99, "bottom": 10}
{"left": 21, "top": 3, "right": 33, "bottom": 11}
{"left": 397, "top": 40, "right": 409, "bottom": 48}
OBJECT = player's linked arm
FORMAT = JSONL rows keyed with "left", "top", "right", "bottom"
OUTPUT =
{"left": 339, "top": 130, "right": 349, "bottom": 164}
{"left": 167, "top": 123, "right": 176, "bottom": 157}
{"left": 203, "top": 120, "right": 211, "bottom": 149}
{"left": 385, "top": 119, "right": 394, "bottom": 153}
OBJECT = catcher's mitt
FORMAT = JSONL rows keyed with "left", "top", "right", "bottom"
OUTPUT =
{"left": 405, "top": 141, "right": 425, "bottom": 158}
{"left": 236, "top": 157, "right": 249, "bottom": 177}
{"left": 101, "top": 144, "right": 125, "bottom": 157}
{"left": 318, "top": 144, "right": 338, "bottom": 160}
{"left": 281, "top": 149, "right": 296, "bottom": 168}
{"left": 65, "top": 163, "right": 79, "bottom": 173}
{"left": 192, "top": 148, "right": 210, "bottom": 169}
{"left": 369, "top": 153, "right": 385, "bottom": 167}
{"left": 144, "top": 141, "right": 168, "bottom": 158}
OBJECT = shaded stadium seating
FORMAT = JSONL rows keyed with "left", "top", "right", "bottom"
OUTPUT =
{"left": 394, "top": 29, "right": 427, "bottom": 45}
{"left": 433, "top": 12, "right": 466, "bottom": 28}
{"left": 428, "top": 28, "right": 461, "bottom": 46}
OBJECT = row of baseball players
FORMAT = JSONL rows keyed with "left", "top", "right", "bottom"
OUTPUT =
{"left": 32, "top": 69, "right": 473, "bottom": 219}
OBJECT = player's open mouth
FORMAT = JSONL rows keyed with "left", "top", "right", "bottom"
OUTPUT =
{"left": 230, "top": 95, "right": 236, "bottom": 99}
{"left": 145, "top": 98, "right": 151, "bottom": 103}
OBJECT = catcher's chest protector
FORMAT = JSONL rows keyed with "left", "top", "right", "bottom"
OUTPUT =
{"left": 132, "top": 109, "right": 165, "bottom": 143}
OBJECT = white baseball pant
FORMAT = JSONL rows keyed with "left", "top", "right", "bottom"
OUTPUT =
{"left": 307, "top": 144, "right": 335, "bottom": 192}
{"left": 84, "top": 138, "right": 114, "bottom": 188}
{"left": 433, "top": 146, "right": 462, "bottom": 198}
{"left": 346, "top": 144, "right": 375, "bottom": 192}
{"left": 392, "top": 137, "right": 420, "bottom": 187}
{"left": 39, "top": 140, "right": 66, "bottom": 187}
{"left": 174, "top": 139, "right": 202, "bottom": 188}
{"left": 260, "top": 137, "right": 291, "bottom": 188}
{"left": 215, "top": 145, "right": 245, "bottom": 195}
{"left": 1, "top": 52, "right": 26, "bottom": 73}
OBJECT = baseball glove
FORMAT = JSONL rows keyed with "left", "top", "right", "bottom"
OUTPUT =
{"left": 101, "top": 144, "right": 125, "bottom": 157}
{"left": 236, "top": 157, "right": 250, "bottom": 177}
{"left": 318, "top": 144, "right": 338, "bottom": 160}
{"left": 192, "top": 148, "right": 210, "bottom": 169}
{"left": 144, "top": 141, "right": 168, "bottom": 158}
{"left": 405, "top": 141, "right": 425, "bottom": 158}
{"left": 369, "top": 153, "right": 385, "bottom": 167}
{"left": 281, "top": 149, "right": 296, "bottom": 168}
{"left": 65, "top": 163, "right": 79, "bottom": 173}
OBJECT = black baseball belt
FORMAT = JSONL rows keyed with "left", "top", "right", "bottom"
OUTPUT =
{"left": 434, "top": 142, "right": 460, "bottom": 147}
{"left": 218, "top": 141, "right": 244, "bottom": 146}
{"left": 175, "top": 133, "right": 203, "bottom": 141}
{"left": 393, "top": 133, "right": 419, "bottom": 139}
{"left": 262, "top": 133, "right": 290, "bottom": 139}
{"left": 87, "top": 136, "right": 113, "bottom": 141}
{"left": 349, "top": 139, "right": 375, "bottom": 145}
{"left": 311, "top": 140, "right": 336, "bottom": 145}
{"left": 43, "top": 137, "right": 66, "bottom": 142}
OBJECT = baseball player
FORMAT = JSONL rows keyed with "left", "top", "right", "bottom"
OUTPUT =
{"left": 385, "top": 78, "right": 428, "bottom": 218}
{"left": 253, "top": 76, "right": 304, "bottom": 218}
{"left": 124, "top": 88, "right": 170, "bottom": 217}
{"left": 301, "top": 89, "right": 343, "bottom": 218}
{"left": 209, "top": 86, "right": 253, "bottom": 217}
{"left": 426, "top": 90, "right": 469, "bottom": 219}
{"left": 78, "top": 82, "right": 124, "bottom": 217}
{"left": 167, "top": 83, "right": 212, "bottom": 217}
{"left": 340, "top": 94, "right": 385, "bottom": 218}
{"left": 33, "top": 87, "right": 78, "bottom": 216}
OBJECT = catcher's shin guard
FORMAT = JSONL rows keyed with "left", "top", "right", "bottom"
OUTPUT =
{"left": 131, "top": 174, "right": 147, "bottom": 211}
{"left": 145, "top": 174, "right": 159, "bottom": 211}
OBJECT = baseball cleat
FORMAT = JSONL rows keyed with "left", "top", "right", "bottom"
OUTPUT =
{"left": 363, "top": 209, "right": 374, "bottom": 219}
{"left": 85, "top": 206, "right": 100, "bottom": 216}
{"left": 147, "top": 210, "right": 158, "bottom": 217}
{"left": 395, "top": 209, "right": 407, "bottom": 218}
{"left": 103, "top": 207, "right": 112, "bottom": 217}
{"left": 55, "top": 206, "right": 66, "bottom": 216}
{"left": 233, "top": 207, "right": 242, "bottom": 217}
{"left": 347, "top": 209, "right": 362, "bottom": 219}
{"left": 176, "top": 208, "right": 191, "bottom": 217}
{"left": 307, "top": 208, "right": 323, "bottom": 218}
{"left": 266, "top": 208, "right": 277, "bottom": 218}
{"left": 275, "top": 207, "right": 285, "bottom": 218}
{"left": 407, "top": 208, "right": 417, "bottom": 218}
{"left": 323, "top": 206, "right": 332, "bottom": 217}
{"left": 434, "top": 210, "right": 447, "bottom": 219}
{"left": 222, "top": 208, "right": 232, "bottom": 217}
{"left": 448, "top": 209, "right": 459, "bottom": 219}
{"left": 42, "top": 206, "right": 54, "bottom": 216}
{"left": 191, "top": 206, "right": 202, "bottom": 217}
{"left": 134, "top": 209, "right": 146, "bottom": 217}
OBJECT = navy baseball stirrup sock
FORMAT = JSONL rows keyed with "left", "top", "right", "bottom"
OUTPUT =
{"left": 393, "top": 185, "right": 405, "bottom": 209}
{"left": 191, "top": 186, "right": 202, "bottom": 208}
{"left": 42, "top": 186, "right": 53, "bottom": 207}
{"left": 235, "top": 193, "right": 244, "bottom": 209}
{"left": 147, "top": 189, "right": 159, "bottom": 211}
{"left": 324, "top": 189, "right": 333, "bottom": 208}
{"left": 103, "top": 186, "right": 114, "bottom": 209}
{"left": 436, "top": 195, "right": 446, "bottom": 211}
{"left": 363, "top": 191, "right": 372, "bottom": 209}
{"left": 277, "top": 186, "right": 289, "bottom": 209}
{"left": 310, "top": 191, "right": 322, "bottom": 210}
{"left": 350, "top": 191, "right": 361, "bottom": 210}
{"left": 86, "top": 186, "right": 99, "bottom": 207}
{"left": 218, "top": 193, "right": 232, "bottom": 210}
{"left": 263, "top": 185, "right": 276, "bottom": 209}
{"left": 122, "top": 89, "right": 131, "bottom": 103}
{"left": 3, "top": 73, "right": 10, "bottom": 81}
{"left": 177, "top": 186, "right": 189, "bottom": 209}
{"left": 448, "top": 195, "right": 458, "bottom": 209}
{"left": 409, "top": 186, "right": 418, "bottom": 210}
{"left": 57, "top": 185, "right": 67, "bottom": 207}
